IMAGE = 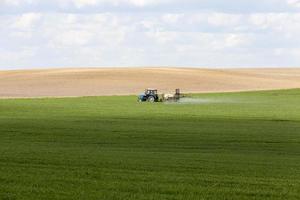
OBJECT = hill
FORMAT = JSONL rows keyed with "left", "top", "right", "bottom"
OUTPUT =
{"left": 1, "top": 68, "right": 300, "bottom": 98}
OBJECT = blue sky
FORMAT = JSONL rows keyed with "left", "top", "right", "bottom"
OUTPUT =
{"left": 1, "top": 0, "right": 300, "bottom": 69}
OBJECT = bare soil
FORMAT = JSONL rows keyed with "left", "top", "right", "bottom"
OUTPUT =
{"left": 1, "top": 67, "right": 300, "bottom": 98}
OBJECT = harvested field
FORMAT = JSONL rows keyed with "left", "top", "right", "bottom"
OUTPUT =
{"left": 0, "top": 68, "right": 300, "bottom": 98}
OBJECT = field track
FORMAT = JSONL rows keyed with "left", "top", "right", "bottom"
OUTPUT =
{"left": 1, "top": 68, "right": 300, "bottom": 98}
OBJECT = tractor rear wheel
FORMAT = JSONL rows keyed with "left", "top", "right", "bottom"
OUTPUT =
{"left": 148, "top": 96, "right": 155, "bottom": 102}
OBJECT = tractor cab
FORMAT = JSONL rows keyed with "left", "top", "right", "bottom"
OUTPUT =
{"left": 145, "top": 89, "right": 157, "bottom": 96}
{"left": 138, "top": 88, "right": 159, "bottom": 102}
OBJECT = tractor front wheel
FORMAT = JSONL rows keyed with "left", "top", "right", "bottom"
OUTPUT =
{"left": 148, "top": 96, "right": 155, "bottom": 102}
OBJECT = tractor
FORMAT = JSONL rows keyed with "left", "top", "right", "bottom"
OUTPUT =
{"left": 138, "top": 88, "right": 160, "bottom": 102}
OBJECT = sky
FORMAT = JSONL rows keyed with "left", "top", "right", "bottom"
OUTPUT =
{"left": 0, "top": 0, "right": 300, "bottom": 69}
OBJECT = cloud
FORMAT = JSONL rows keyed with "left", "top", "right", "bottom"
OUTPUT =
{"left": 127, "top": 0, "right": 165, "bottom": 7}
{"left": 162, "top": 13, "right": 184, "bottom": 24}
{"left": 287, "top": 0, "right": 300, "bottom": 8}
{"left": 207, "top": 13, "right": 242, "bottom": 27}
{"left": 1, "top": 0, "right": 299, "bottom": 14}
{"left": 12, "top": 12, "right": 41, "bottom": 29}
{"left": 50, "top": 30, "right": 93, "bottom": 47}
{"left": 1, "top": 1, "right": 300, "bottom": 69}
{"left": 68, "top": 0, "right": 166, "bottom": 8}
{"left": 71, "top": 0, "right": 99, "bottom": 8}
{"left": 2, "top": 0, "right": 34, "bottom": 6}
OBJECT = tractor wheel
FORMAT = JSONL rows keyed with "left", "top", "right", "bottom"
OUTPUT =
{"left": 148, "top": 96, "right": 155, "bottom": 102}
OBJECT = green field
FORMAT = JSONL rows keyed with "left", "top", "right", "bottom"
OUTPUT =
{"left": 0, "top": 89, "right": 300, "bottom": 200}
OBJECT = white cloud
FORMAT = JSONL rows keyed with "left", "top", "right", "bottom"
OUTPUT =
{"left": 207, "top": 13, "right": 242, "bottom": 27}
{"left": 127, "top": 0, "right": 163, "bottom": 7}
{"left": 1, "top": 2, "right": 300, "bottom": 68}
{"left": 146, "top": 31, "right": 178, "bottom": 44}
{"left": 0, "top": 47, "right": 38, "bottom": 67}
{"left": 72, "top": 0, "right": 99, "bottom": 8}
{"left": 287, "top": 0, "right": 300, "bottom": 8}
{"left": 248, "top": 13, "right": 300, "bottom": 35}
{"left": 224, "top": 34, "right": 250, "bottom": 48}
{"left": 12, "top": 13, "right": 41, "bottom": 29}
{"left": 57, "top": 0, "right": 166, "bottom": 8}
{"left": 2, "top": 0, "right": 34, "bottom": 6}
{"left": 50, "top": 30, "right": 93, "bottom": 47}
{"left": 41, "top": 13, "right": 127, "bottom": 49}
{"left": 162, "top": 13, "right": 184, "bottom": 24}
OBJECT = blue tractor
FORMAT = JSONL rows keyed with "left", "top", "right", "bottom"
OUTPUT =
{"left": 138, "top": 88, "right": 160, "bottom": 102}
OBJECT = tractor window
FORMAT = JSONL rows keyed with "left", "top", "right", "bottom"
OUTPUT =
{"left": 146, "top": 90, "right": 157, "bottom": 95}
{"left": 151, "top": 90, "right": 157, "bottom": 95}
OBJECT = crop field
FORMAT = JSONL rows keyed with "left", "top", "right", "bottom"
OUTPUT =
{"left": 0, "top": 89, "right": 300, "bottom": 199}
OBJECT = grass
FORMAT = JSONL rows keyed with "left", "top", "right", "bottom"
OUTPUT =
{"left": 0, "top": 89, "right": 300, "bottom": 199}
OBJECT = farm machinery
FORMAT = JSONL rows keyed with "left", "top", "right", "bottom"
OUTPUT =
{"left": 138, "top": 88, "right": 183, "bottom": 102}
